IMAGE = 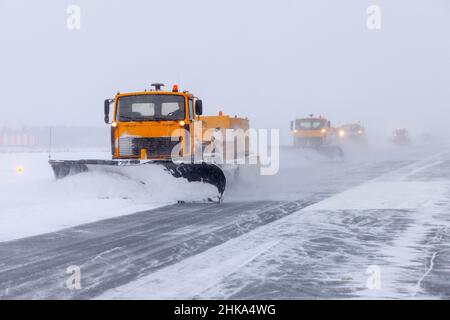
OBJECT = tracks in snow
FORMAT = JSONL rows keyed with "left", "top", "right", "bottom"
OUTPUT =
{"left": 1, "top": 156, "right": 447, "bottom": 299}
{"left": 0, "top": 201, "right": 316, "bottom": 299}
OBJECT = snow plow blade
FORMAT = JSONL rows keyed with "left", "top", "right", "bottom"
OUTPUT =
{"left": 49, "top": 159, "right": 226, "bottom": 201}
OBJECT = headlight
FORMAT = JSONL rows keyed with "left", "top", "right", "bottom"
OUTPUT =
{"left": 15, "top": 165, "right": 25, "bottom": 174}
{"left": 358, "top": 130, "right": 363, "bottom": 134}
{"left": 339, "top": 130, "right": 345, "bottom": 137}
{"left": 179, "top": 121, "right": 185, "bottom": 126}
{"left": 321, "top": 128, "right": 327, "bottom": 133}
{"left": 111, "top": 121, "right": 118, "bottom": 128}
{"left": 293, "top": 129, "right": 297, "bottom": 133}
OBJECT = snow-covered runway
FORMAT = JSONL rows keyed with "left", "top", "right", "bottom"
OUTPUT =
{"left": 101, "top": 153, "right": 450, "bottom": 300}
{"left": 1, "top": 147, "right": 450, "bottom": 299}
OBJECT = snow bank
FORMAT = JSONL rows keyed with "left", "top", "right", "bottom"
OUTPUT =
{"left": 0, "top": 151, "right": 216, "bottom": 241}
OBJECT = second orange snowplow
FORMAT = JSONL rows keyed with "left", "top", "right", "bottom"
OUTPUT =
{"left": 290, "top": 115, "right": 344, "bottom": 159}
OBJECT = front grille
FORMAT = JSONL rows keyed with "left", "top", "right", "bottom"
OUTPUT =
{"left": 118, "top": 137, "right": 133, "bottom": 156}
{"left": 119, "top": 137, "right": 179, "bottom": 158}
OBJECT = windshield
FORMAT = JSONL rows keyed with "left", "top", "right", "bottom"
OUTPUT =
{"left": 117, "top": 94, "right": 185, "bottom": 122}
{"left": 342, "top": 125, "right": 362, "bottom": 133}
{"left": 295, "top": 119, "right": 325, "bottom": 130}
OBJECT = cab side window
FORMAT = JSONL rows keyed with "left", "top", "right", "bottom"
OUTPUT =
{"left": 188, "top": 99, "right": 194, "bottom": 120}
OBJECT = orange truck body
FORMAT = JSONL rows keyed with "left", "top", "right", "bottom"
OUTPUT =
{"left": 291, "top": 116, "right": 334, "bottom": 148}
{"left": 110, "top": 87, "right": 248, "bottom": 161}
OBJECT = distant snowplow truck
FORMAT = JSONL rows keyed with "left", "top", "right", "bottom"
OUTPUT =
{"left": 290, "top": 115, "right": 344, "bottom": 159}
{"left": 49, "top": 83, "right": 249, "bottom": 201}
{"left": 337, "top": 122, "right": 368, "bottom": 147}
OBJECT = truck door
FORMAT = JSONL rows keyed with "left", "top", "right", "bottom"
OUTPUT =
{"left": 186, "top": 99, "right": 194, "bottom": 158}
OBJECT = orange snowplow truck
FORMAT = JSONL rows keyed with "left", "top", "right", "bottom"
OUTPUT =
{"left": 105, "top": 83, "right": 249, "bottom": 161}
{"left": 49, "top": 83, "right": 249, "bottom": 200}
{"left": 290, "top": 114, "right": 344, "bottom": 159}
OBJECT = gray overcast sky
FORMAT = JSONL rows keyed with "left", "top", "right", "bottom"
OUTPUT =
{"left": 1, "top": 0, "right": 449, "bottom": 142}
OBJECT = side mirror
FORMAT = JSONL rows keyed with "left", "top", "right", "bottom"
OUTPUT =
{"left": 290, "top": 121, "right": 294, "bottom": 131}
{"left": 195, "top": 99, "right": 203, "bottom": 116}
{"left": 104, "top": 99, "right": 112, "bottom": 124}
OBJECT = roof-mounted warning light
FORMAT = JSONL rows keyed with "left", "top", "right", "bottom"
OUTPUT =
{"left": 172, "top": 84, "right": 179, "bottom": 92}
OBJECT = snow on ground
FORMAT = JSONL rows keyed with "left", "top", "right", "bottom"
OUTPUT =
{"left": 305, "top": 181, "right": 447, "bottom": 211}
{"left": 99, "top": 151, "right": 450, "bottom": 299}
{"left": 0, "top": 151, "right": 216, "bottom": 242}
{"left": 2, "top": 145, "right": 449, "bottom": 299}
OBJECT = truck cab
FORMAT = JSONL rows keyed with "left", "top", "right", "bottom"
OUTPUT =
{"left": 392, "top": 129, "right": 411, "bottom": 146}
{"left": 337, "top": 123, "right": 366, "bottom": 141}
{"left": 104, "top": 83, "right": 249, "bottom": 163}
{"left": 291, "top": 116, "right": 333, "bottom": 148}
{"left": 105, "top": 84, "right": 203, "bottom": 161}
